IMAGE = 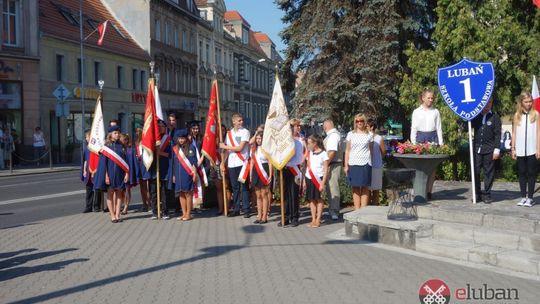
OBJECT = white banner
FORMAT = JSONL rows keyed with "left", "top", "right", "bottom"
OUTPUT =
{"left": 88, "top": 95, "right": 105, "bottom": 153}
{"left": 261, "top": 77, "right": 295, "bottom": 170}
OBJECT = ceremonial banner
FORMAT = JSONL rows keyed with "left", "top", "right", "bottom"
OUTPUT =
{"left": 154, "top": 84, "right": 165, "bottom": 122}
{"left": 201, "top": 80, "right": 218, "bottom": 164}
{"left": 141, "top": 80, "right": 161, "bottom": 170}
{"left": 532, "top": 75, "right": 540, "bottom": 112}
{"left": 261, "top": 77, "right": 295, "bottom": 170}
{"left": 88, "top": 94, "right": 105, "bottom": 173}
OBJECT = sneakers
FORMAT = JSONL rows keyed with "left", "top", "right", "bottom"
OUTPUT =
{"left": 151, "top": 215, "right": 158, "bottom": 220}
{"left": 523, "top": 198, "right": 535, "bottom": 207}
{"left": 162, "top": 215, "right": 170, "bottom": 220}
{"left": 331, "top": 214, "right": 339, "bottom": 220}
{"left": 517, "top": 198, "right": 527, "bottom": 206}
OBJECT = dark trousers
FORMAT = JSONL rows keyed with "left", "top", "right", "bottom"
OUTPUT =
{"left": 283, "top": 169, "right": 299, "bottom": 222}
{"left": 85, "top": 184, "right": 94, "bottom": 211}
{"left": 149, "top": 178, "right": 168, "bottom": 216}
{"left": 86, "top": 186, "right": 103, "bottom": 211}
{"left": 474, "top": 152, "right": 495, "bottom": 198}
{"left": 517, "top": 155, "right": 537, "bottom": 198}
{"left": 228, "top": 166, "right": 250, "bottom": 213}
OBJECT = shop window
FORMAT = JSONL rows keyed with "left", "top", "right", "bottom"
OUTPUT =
{"left": 0, "top": 81, "right": 22, "bottom": 139}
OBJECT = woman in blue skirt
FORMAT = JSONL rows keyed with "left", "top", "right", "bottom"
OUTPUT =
{"left": 169, "top": 129, "right": 198, "bottom": 221}
{"left": 344, "top": 114, "right": 373, "bottom": 209}
{"left": 101, "top": 126, "right": 128, "bottom": 222}
{"left": 121, "top": 133, "right": 139, "bottom": 214}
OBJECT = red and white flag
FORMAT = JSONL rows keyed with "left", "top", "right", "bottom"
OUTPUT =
{"left": 154, "top": 84, "right": 165, "bottom": 122}
{"left": 201, "top": 80, "right": 219, "bottom": 164}
{"left": 141, "top": 79, "right": 161, "bottom": 170}
{"left": 88, "top": 94, "right": 105, "bottom": 173}
{"left": 533, "top": 75, "right": 540, "bottom": 112}
{"left": 97, "top": 20, "right": 108, "bottom": 46}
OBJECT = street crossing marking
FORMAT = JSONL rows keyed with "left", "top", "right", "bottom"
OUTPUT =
{"left": 0, "top": 190, "right": 85, "bottom": 206}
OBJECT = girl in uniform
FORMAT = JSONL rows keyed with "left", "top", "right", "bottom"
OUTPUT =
{"left": 120, "top": 133, "right": 138, "bottom": 214}
{"left": 102, "top": 126, "right": 128, "bottom": 223}
{"left": 304, "top": 135, "right": 329, "bottom": 228}
{"left": 250, "top": 132, "right": 272, "bottom": 224}
{"left": 135, "top": 128, "right": 151, "bottom": 212}
{"left": 170, "top": 129, "right": 198, "bottom": 221}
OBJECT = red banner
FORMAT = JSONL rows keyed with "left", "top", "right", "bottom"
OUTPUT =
{"left": 141, "top": 79, "right": 160, "bottom": 170}
{"left": 201, "top": 80, "right": 219, "bottom": 164}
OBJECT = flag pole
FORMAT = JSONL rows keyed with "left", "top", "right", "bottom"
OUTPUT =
{"left": 280, "top": 169, "right": 285, "bottom": 226}
{"left": 213, "top": 67, "right": 228, "bottom": 216}
{"left": 79, "top": 0, "right": 86, "bottom": 166}
{"left": 150, "top": 62, "right": 161, "bottom": 219}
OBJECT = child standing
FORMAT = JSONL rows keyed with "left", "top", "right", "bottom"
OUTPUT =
{"left": 305, "top": 135, "right": 329, "bottom": 228}
{"left": 511, "top": 91, "right": 540, "bottom": 207}
{"left": 170, "top": 129, "right": 198, "bottom": 221}
{"left": 120, "top": 133, "right": 138, "bottom": 214}
{"left": 251, "top": 132, "right": 272, "bottom": 224}
{"left": 100, "top": 126, "right": 129, "bottom": 223}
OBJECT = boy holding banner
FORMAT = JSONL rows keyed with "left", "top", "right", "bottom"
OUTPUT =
{"left": 220, "top": 113, "right": 251, "bottom": 217}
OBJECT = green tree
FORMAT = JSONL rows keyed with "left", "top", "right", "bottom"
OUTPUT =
{"left": 279, "top": 0, "right": 432, "bottom": 128}
{"left": 400, "top": 0, "right": 540, "bottom": 148}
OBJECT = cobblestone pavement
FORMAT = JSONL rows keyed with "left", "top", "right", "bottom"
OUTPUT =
{"left": 1, "top": 200, "right": 539, "bottom": 304}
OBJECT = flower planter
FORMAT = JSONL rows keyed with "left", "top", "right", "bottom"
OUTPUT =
{"left": 393, "top": 153, "right": 449, "bottom": 203}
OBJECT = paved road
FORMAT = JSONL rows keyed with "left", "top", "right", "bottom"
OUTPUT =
{"left": 0, "top": 171, "right": 142, "bottom": 229}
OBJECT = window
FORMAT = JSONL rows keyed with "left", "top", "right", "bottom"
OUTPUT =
{"left": 200, "top": 10, "right": 207, "bottom": 20}
{"left": 199, "top": 41, "right": 203, "bottom": 62}
{"left": 132, "top": 69, "right": 138, "bottom": 90}
{"left": 111, "top": 22, "right": 127, "bottom": 40}
{"left": 164, "top": 22, "right": 170, "bottom": 45}
{"left": 140, "top": 70, "right": 147, "bottom": 91}
{"left": 77, "top": 58, "right": 85, "bottom": 84}
{"left": 174, "top": 27, "right": 179, "bottom": 48}
{"left": 154, "top": 19, "right": 161, "bottom": 41}
{"left": 2, "top": 0, "right": 20, "bottom": 46}
{"left": 176, "top": 69, "right": 180, "bottom": 92}
{"left": 58, "top": 7, "right": 79, "bottom": 26}
{"left": 206, "top": 44, "right": 210, "bottom": 63}
{"left": 56, "top": 54, "right": 64, "bottom": 82}
{"left": 94, "top": 61, "right": 102, "bottom": 86}
{"left": 182, "top": 29, "right": 187, "bottom": 50}
{"left": 117, "top": 66, "right": 124, "bottom": 88}
{"left": 215, "top": 47, "right": 221, "bottom": 66}
{"left": 242, "top": 28, "right": 249, "bottom": 44}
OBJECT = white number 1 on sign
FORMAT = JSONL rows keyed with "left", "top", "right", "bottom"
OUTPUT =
{"left": 458, "top": 78, "right": 476, "bottom": 103}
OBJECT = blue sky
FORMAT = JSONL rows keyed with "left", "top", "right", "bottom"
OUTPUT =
{"left": 225, "top": 0, "right": 287, "bottom": 55}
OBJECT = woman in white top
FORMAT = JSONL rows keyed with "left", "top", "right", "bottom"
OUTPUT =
{"left": 250, "top": 131, "right": 272, "bottom": 224}
{"left": 304, "top": 134, "right": 329, "bottom": 228}
{"left": 411, "top": 88, "right": 443, "bottom": 199}
{"left": 367, "top": 118, "right": 385, "bottom": 205}
{"left": 511, "top": 91, "right": 540, "bottom": 207}
{"left": 344, "top": 114, "right": 373, "bottom": 209}
{"left": 33, "top": 127, "right": 46, "bottom": 166}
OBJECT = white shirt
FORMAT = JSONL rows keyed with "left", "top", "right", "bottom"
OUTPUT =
{"left": 411, "top": 106, "right": 443, "bottom": 145}
{"left": 346, "top": 131, "right": 373, "bottom": 166}
{"left": 514, "top": 112, "right": 537, "bottom": 157}
{"left": 33, "top": 132, "right": 46, "bottom": 147}
{"left": 253, "top": 147, "right": 268, "bottom": 164}
{"left": 226, "top": 127, "right": 250, "bottom": 168}
{"left": 306, "top": 150, "right": 328, "bottom": 179}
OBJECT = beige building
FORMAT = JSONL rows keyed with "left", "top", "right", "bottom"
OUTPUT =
{"left": 0, "top": 0, "right": 40, "bottom": 159}
{"left": 39, "top": 0, "right": 150, "bottom": 163}
{"left": 104, "top": 0, "right": 201, "bottom": 128}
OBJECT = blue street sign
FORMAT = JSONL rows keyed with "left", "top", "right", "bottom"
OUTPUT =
{"left": 437, "top": 58, "right": 495, "bottom": 121}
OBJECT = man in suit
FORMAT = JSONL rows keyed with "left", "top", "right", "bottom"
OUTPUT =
{"left": 472, "top": 99, "right": 501, "bottom": 204}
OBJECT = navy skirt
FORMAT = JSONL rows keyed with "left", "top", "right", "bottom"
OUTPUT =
{"left": 305, "top": 177, "right": 322, "bottom": 201}
{"left": 252, "top": 163, "right": 270, "bottom": 188}
{"left": 347, "top": 165, "right": 371, "bottom": 187}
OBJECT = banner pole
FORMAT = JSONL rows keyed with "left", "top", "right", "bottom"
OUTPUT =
{"left": 280, "top": 169, "right": 285, "bottom": 226}
{"left": 214, "top": 75, "right": 228, "bottom": 216}
{"left": 468, "top": 121, "right": 477, "bottom": 204}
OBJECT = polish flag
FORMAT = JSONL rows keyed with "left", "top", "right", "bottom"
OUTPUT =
{"left": 97, "top": 20, "right": 108, "bottom": 46}
{"left": 533, "top": 75, "right": 540, "bottom": 112}
{"left": 534, "top": 0, "right": 540, "bottom": 9}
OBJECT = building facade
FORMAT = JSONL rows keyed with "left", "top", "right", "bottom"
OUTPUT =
{"left": 104, "top": 0, "right": 201, "bottom": 128}
{"left": 39, "top": 0, "right": 150, "bottom": 163}
{"left": 0, "top": 0, "right": 40, "bottom": 158}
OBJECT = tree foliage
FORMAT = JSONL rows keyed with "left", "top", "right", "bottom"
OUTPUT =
{"left": 279, "top": 0, "right": 430, "bottom": 128}
{"left": 400, "top": 0, "right": 540, "bottom": 147}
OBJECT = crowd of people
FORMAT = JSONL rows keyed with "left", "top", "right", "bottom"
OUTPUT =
{"left": 81, "top": 87, "right": 538, "bottom": 225}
